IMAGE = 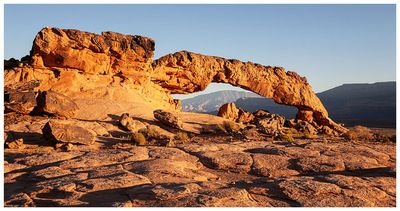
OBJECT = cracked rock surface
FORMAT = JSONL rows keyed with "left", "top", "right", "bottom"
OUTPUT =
{"left": 4, "top": 114, "right": 396, "bottom": 207}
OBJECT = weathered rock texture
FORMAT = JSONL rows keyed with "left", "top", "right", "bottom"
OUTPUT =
{"left": 4, "top": 27, "right": 345, "bottom": 133}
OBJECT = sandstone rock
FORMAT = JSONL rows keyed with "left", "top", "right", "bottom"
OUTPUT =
{"left": 277, "top": 177, "right": 364, "bottom": 207}
{"left": 296, "top": 110, "right": 314, "bottom": 123}
{"left": 197, "top": 151, "right": 253, "bottom": 173}
{"left": 5, "top": 138, "right": 24, "bottom": 149}
{"left": 142, "top": 125, "right": 174, "bottom": 141}
{"left": 153, "top": 109, "right": 183, "bottom": 129}
{"left": 124, "top": 159, "right": 217, "bottom": 184}
{"left": 255, "top": 113, "right": 285, "bottom": 135}
{"left": 119, "top": 113, "right": 146, "bottom": 132}
{"left": 37, "top": 91, "right": 78, "bottom": 118}
{"left": 217, "top": 103, "right": 239, "bottom": 121}
{"left": 42, "top": 119, "right": 97, "bottom": 145}
{"left": 31, "top": 27, "right": 154, "bottom": 76}
{"left": 5, "top": 91, "right": 37, "bottom": 114}
{"left": 294, "top": 156, "right": 345, "bottom": 173}
{"left": 252, "top": 109, "right": 271, "bottom": 118}
{"left": 320, "top": 126, "right": 334, "bottom": 135}
{"left": 251, "top": 154, "right": 298, "bottom": 177}
{"left": 295, "top": 120, "right": 317, "bottom": 135}
{"left": 237, "top": 109, "right": 254, "bottom": 123}
{"left": 197, "top": 188, "right": 258, "bottom": 207}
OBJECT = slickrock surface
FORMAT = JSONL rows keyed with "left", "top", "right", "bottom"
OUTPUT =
{"left": 4, "top": 113, "right": 396, "bottom": 207}
{"left": 5, "top": 27, "right": 344, "bottom": 133}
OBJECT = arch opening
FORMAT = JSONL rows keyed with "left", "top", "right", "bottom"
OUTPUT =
{"left": 173, "top": 82, "right": 298, "bottom": 119}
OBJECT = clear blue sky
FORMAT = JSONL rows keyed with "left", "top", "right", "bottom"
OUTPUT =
{"left": 4, "top": 4, "right": 396, "bottom": 99}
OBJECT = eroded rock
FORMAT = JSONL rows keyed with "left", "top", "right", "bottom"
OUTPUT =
{"left": 153, "top": 109, "right": 183, "bottom": 129}
{"left": 37, "top": 90, "right": 78, "bottom": 118}
{"left": 5, "top": 91, "right": 37, "bottom": 114}
{"left": 42, "top": 119, "right": 97, "bottom": 145}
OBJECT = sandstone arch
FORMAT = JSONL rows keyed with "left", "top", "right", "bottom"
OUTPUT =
{"left": 4, "top": 27, "right": 346, "bottom": 133}
{"left": 152, "top": 51, "right": 347, "bottom": 133}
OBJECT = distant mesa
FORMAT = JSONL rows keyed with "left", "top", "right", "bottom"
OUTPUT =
{"left": 4, "top": 27, "right": 346, "bottom": 133}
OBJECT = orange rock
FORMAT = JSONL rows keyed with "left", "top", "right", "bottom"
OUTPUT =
{"left": 217, "top": 103, "right": 239, "bottom": 122}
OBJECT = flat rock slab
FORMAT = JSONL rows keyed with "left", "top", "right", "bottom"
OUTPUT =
{"left": 42, "top": 119, "right": 97, "bottom": 145}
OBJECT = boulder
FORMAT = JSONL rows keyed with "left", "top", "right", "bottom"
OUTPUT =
{"left": 296, "top": 110, "right": 314, "bottom": 123}
{"left": 42, "top": 119, "right": 97, "bottom": 145}
{"left": 237, "top": 109, "right": 254, "bottom": 124}
{"left": 256, "top": 113, "right": 285, "bottom": 135}
{"left": 153, "top": 110, "right": 183, "bottom": 129}
{"left": 217, "top": 103, "right": 253, "bottom": 124}
{"left": 5, "top": 91, "right": 37, "bottom": 114}
{"left": 217, "top": 103, "right": 239, "bottom": 122}
{"left": 119, "top": 113, "right": 146, "bottom": 132}
{"left": 252, "top": 109, "right": 271, "bottom": 119}
{"left": 37, "top": 90, "right": 78, "bottom": 118}
{"left": 295, "top": 120, "right": 318, "bottom": 135}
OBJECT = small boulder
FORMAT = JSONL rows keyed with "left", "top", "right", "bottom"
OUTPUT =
{"left": 120, "top": 113, "right": 146, "bottom": 132}
{"left": 256, "top": 113, "right": 285, "bottom": 135}
{"left": 37, "top": 90, "right": 78, "bottom": 118}
{"left": 295, "top": 120, "right": 317, "bottom": 135}
{"left": 296, "top": 110, "right": 314, "bottom": 123}
{"left": 5, "top": 91, "right": 37, "bottom": 114}
{"left": 252, "top": 109, "right": 271, "bottom": 119}
{"left": 42, "top": 119, "right": 97, "bottom": 145}
{"left": 217, "top": 103, "right": 239, "bottom": 121}
{"left": 153, "top": 110, "right": 183, "bottom": 129}
{"left": 237, "top": 109, "right": 254, "bottom": 124}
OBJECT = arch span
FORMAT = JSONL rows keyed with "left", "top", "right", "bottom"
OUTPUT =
{"left": 152, "top": 51, "right": 347, "bottom": 133}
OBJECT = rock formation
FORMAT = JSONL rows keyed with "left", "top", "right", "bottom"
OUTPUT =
{"left": 152, "top": 51, "right": 346, "bottom": 133}
{"left": 4, "top": 27, "right": 346, "bottom": 133}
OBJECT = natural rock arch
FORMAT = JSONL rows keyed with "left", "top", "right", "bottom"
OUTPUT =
{"left": 4, "top": 27, "right": 346, "bottom": 133}
{"left": 152, "top": 51, "right": 346, "bottom": 133}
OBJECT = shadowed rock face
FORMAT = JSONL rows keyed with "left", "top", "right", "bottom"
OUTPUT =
{"left": 5, "top": 27, "right": 346, "bottom": 133}
{"left": 152, "top": 51, "right": 346, "bottom": 133}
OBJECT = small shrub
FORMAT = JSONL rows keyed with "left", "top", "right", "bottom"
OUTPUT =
{"left": 131, "top": 132, "right": 147, "bottom": 146}
{"left": 302, "top": 131, "right": 314, "bottom": 139}
{"left": 274, "top": 133, "right": 294, "bottom": 142}
{"left": 343, "top": 126, "right": 373, "bottom": 141}
{"left": 139, "top": 126, "right": 161, "bottom": 139}
{"left": 174, "top": 132, "right": 190, "bottom": 142}
{"left": 215, "top": 124, "right": 228, "bottom": 134}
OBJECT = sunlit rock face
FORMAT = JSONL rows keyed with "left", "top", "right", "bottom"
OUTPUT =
{"left": 4, "top": 27, "right": 346, "bottom": 133}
